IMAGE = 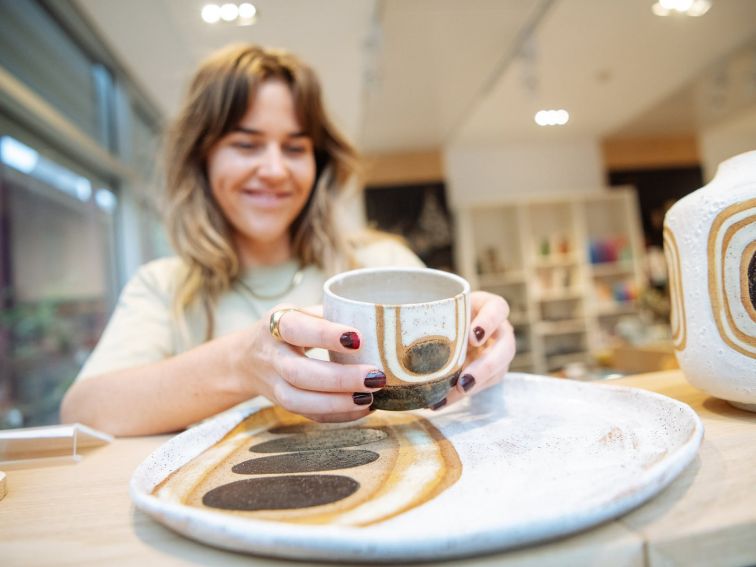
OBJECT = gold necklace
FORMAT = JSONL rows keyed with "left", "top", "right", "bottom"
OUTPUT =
{"left": 235, "top": 264, "right": 305, "bottom": 300}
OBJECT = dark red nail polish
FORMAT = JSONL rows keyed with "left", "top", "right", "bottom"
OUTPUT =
{"left": 364, "top": 370, "right": 386, "bottom": 388}
{"left": 474, "top": 326, "right": 485, "bottom": 342}
{"left": 460, "top": 374, "right": 476, "bottom": 392}
{"left": 340, "top": 332, "right": 360, "bottom": 349}
{"left": 353, "top": 392, "right": 373, "bottom": 406}
{"left": 430, "top": 398, "right": 447, "bottom": 411}
{"left": 450, "top": 371, "right": 460, "bottom": 387}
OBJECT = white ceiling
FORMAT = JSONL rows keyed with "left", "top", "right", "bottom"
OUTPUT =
{"left": 76, "top": 0, "right": 756, "bottom": 153}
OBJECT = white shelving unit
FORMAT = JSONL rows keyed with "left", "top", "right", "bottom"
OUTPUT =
{"left": 455, "top": 188, "right": 646, "bottom": 374}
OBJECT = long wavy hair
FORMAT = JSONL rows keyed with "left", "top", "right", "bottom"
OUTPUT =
{"left": 164, "top": 44, "right": 361, "bottom": 336}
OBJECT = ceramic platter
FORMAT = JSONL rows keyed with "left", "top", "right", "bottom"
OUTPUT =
{"left": 130, "top": 373, "right": 703, "bottom": 562}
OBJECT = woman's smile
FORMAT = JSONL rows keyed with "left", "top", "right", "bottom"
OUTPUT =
{"left": 240, "top": 187, "right": 295, "bottom": 208}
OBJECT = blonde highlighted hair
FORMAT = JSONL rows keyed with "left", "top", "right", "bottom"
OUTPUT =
{"left": 164, "top": 44, "right": 361, "bottom": 336}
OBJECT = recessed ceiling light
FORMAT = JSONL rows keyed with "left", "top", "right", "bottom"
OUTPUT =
{"left": 220, "top": 3, "right": 238, "bottom": 22}
{"left": 651, "top": 0, "right": 711, "bottom": 17}
{"left": 201, "top": 4, "right": 220, "bottom": 24}
{"left": 238, "top": 3, "right": 256, "bottom": 19}
{"left": 201, "top": 3, "right": 257, "bottom": 25}
{"left": 534, "top": 109, "right": 569, "bottom": 127}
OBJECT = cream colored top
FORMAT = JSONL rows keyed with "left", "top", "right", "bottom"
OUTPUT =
{"left": 77, "top": 239, "right": 423, "bottom": 380}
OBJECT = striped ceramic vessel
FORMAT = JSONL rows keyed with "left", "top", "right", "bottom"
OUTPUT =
{"left": 663, "top": 150, "right": 756, "bottom": 411}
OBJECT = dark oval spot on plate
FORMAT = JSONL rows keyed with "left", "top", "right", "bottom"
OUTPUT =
{"left": 202, "top": 475, "right": 359, "bottom": 511}
{"left": 402, "top": 338, "right": 451, "bottom": 373}
{"left": 232, "top": 449, "right": 379, "bottom": 474}
{"left": 250, "top": 428, "right": 388, "bottom": 453}
{"left": 749, "top": 250, "right": 755, "bottom": 310}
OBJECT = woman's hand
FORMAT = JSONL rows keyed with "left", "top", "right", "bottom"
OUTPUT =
{"left": 232, "top": 304, "right": 385, "bottom": 423}
{"left": 431, "top": 291, "right": 515, "bottom": 410}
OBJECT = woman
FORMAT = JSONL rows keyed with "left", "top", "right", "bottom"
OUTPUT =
{"left": 61, "top": 44, "right": 515, "bottom": 436}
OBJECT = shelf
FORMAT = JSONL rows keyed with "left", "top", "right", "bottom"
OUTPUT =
{"left": 510, "top": 352, "right": 534, "bottom": 371}
{"left": 458, "top": 189, "right": 645, "bottom": 379}
{"left": 590, "top": 261, "right": 634, "bottom": 277}
{"left": 546, "top": 351, "right": 590, "bottom": 370}
{"left": 595, "top": 302, "right": 637, "bottom": 316}
{"left": 478, "top": 270, "right": 526, "bottom": 287}
{"left": 511, "top": 352, "right": 533, "bottom": 365}
{"left": 532, "top": 256, "right": 579, "bottom": 268}
{"left": 536, "top": 289, "right": 583, "bottom": 302}
{"left": 536, "top": 319, "right": 587, "bottom": 336}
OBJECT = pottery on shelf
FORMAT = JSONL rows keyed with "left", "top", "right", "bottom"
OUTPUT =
{"left": 663, "top": 150, "right": 756, "bottom": 411}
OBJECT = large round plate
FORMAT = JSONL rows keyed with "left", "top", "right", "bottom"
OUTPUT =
{"left": 130, "top": 373, "right": 703, "bottom": 562}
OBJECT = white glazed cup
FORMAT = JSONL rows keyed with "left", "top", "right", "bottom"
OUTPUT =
{"left": 324, "top": 267, "right": 471, "bottom": 410}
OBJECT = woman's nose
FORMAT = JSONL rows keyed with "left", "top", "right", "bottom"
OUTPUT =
{"left": 258, "top": 144, "right": 287, "bottom": 181}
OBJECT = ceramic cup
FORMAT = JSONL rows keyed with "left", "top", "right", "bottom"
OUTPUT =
{"left": 663, "top": 150, "right": 756, "bottom": 411}
{"left": 323, "top": 267, "right": 471, "bottom": 410}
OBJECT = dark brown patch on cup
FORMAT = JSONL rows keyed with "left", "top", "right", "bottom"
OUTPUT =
{"left": 249, "top": 428, "right": 388, "bottom": 453}
{"left": 232, "top": 449, "right": 379, "bottom": 474}
{"left": 749, "top": 250, "right": 755, "bottom": 310}
{"left": 372, "top": 370, "right": 460, "bottom": 411}
{"left": 402, "top": 338, "right": 452, "bottom": 373}
{"left": 202, "top": 475, "right": 359, "bottom": 511}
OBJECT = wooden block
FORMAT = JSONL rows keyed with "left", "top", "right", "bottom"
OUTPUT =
{"left": 0, "top": 471, "right": 6, "bottom": 501}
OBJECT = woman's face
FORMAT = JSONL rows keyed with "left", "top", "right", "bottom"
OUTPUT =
{"left": 206, "top": 79, "right": 316, "bottom": 256}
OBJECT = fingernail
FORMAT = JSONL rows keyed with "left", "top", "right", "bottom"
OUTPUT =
{"left": 430, "top": 398, "right": 447, "bottom": 411}
{"left": 450, "top": 371, "right": 460, "bottom": 387}
{"left": 364, "top": 370, "right": 386, "bottom": 388}
{"left": 460, "top": 374, "right": 476, "bottom": 392}
{"left": 340, "top": 332, "right": 360, "bottom": 349}
{"left": 353, "top": 392, "right": 373, "bottom": 406}
{"left": 474, "top": 326, "right": 485, "bottom": 342}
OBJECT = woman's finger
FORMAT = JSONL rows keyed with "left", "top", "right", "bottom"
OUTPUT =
{"left": 432, "top": 321, "right": 515, "bottom": 409}
{"left": 468, "top": 292, "right": 510, "bottom": 347}
{"left": 271, "top": 305, "right": 362, "bottom": 352}
{"left": 271, "top": 379, "right": 376, "bottom": 416}
{"left": 273, "top": 354, "right": 386, "bottom": 393}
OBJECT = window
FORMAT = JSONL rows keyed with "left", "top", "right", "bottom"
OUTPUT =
{"left": 0, "top": 124, "right": 118, "bottom": 427}
{"left": 0, "top": 0, "right": 114, "bottom": 147}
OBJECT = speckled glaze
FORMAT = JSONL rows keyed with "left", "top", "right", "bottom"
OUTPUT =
{"left": 130, "top": 373, "right": 703, "bottom": 562}
{"left": 664, "top": 150, "right": 756, "bottom": 410}
{"left": 323, "top": 267, "right": 471, "bottom": 410}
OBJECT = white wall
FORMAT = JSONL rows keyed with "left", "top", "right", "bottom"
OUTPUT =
{"left": 699, "top": 103, "right": 756, "bottom": 183}
{"left": 443, "top": 139, "right": 605, "bottom": 207}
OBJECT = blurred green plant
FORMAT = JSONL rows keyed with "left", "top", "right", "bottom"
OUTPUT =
{"left": 1, "top": 291, "right": 80, "bottom": 427}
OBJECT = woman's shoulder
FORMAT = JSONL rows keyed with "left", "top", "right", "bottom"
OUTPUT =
{"left": 127, "top": 256, "right": 188, "bottom": 296}
{"left": 348, "top": 230, "right": 425, "bottom": 268}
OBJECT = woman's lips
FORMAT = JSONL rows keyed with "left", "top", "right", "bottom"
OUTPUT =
{"left": 240, "top": 188, "right": 292, "bottom": 207}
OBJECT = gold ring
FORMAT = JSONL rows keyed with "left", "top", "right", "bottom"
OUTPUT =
{"left": 269, "top": 308, "right": 296, "bottom": 341}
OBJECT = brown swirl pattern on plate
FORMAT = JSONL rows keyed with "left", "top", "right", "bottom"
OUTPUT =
{"left": 153, "top": 407, "right": 461, "bottom": 526}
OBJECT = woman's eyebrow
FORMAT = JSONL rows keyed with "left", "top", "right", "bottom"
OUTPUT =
{"left": 232, "top": 126, "right": 309, "bottom": 138}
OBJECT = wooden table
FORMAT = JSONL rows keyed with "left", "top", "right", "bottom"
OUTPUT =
{"left": 1, "top": 370, "right": 755, "bottom": 566}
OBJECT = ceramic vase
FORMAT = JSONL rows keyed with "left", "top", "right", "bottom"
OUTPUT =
{"left": 663, "top": 150, "right": 756, "bottom": 410}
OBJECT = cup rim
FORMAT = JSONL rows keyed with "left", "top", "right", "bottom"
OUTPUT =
{"left": 323, "top": 267, "right": 470, "bottom": 308}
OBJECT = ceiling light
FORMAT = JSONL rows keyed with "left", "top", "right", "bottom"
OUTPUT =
{"left": 238, "top": 3, "right": 256, "bottom": 20}
{"left": 201, "top": 3, "right": 257, "bottom": 25}
{"left": 220, "top": 3, "right": 238, "bottom": 22}
{"left": 651, "top": 0, "right": 711, "bottom": 17}
{"left": 534, "top": 109, "right": 569, "bottom": 127}
{"left": 201, "top": 4, "right": 220, "bottom": 24}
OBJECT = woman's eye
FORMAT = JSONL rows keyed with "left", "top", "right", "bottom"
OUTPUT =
{"left": 231, "top": 141, "right": 261, "bottom": 150}
{"left": 284, "top": 145, "right": 308, "bottom": 154}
